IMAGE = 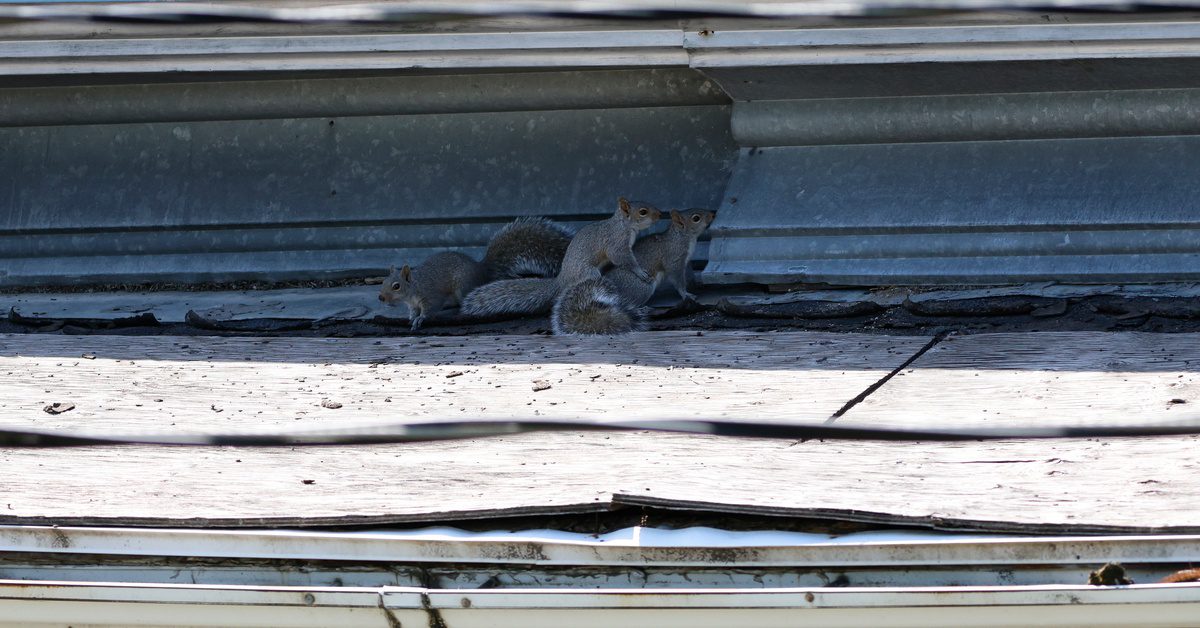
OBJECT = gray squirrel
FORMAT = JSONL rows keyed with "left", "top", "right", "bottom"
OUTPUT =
{"left": 605, "top": 208, "right": 716, "bottom": 307}
{"left": 378, "top": 217, "right": 572, "bottom": 330}
{"left": 460, "top": 197, "right": 661, "bottom": 317}
{"left": 551, "top": 208, "right": 715, "bottom": 335}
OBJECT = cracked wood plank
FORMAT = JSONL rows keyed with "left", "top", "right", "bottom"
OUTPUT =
{"left": 0, "top": 332, "right": 1196, "bottom": 531}
{"left": 838, "top": 331, "right": 1200, "bottom": 428}
{"left": 0, "top": 331, "right": 925, "bottom": 433}
{"left": 0, "top": 431, "right": 1195, "bottom": 532}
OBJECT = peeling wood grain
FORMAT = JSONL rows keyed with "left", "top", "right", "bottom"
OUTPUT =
{"left": 840, "top": 331, "right": 1200, "bottom": 428}
{"left": 2, "top": 331, "right": 1197, "bottom": 532}
{"left": 0, "top": 431, "right": 1196, "bottom": 532}
{"left": 0, "top": 332, "right": 923, "bottom": 432}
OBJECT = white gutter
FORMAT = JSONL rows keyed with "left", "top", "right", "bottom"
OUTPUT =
{"left": 2, "top": 581, "right": 1200, "bottom": 628}
{"left": 5, "top": 524, "right": 1200, "bottom": 567}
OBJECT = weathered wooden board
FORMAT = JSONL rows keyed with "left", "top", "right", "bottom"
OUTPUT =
{"left": 0, "top": 331, "right": 924, "bottom": 432}
{"left": 3, "top": 330, "right": 1199, "bottom": 533}
{"left": 838, "top": 331, "right": 1200, "bottom": 428}
{"left": 0, "top": 431, "right": 1197, "bottom": 532}
{"left": 3, "top": 286, "right": 386, "bottom": 323}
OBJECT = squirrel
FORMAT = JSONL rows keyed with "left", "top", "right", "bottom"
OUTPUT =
{"left": 378, "top": 217, "right": 571, "bottom": 330}
{"left": 552, "top": 278, "right": 648, "bottom": 335}
{"left": 551, "top": 208, "right": 715, "bottom": 335}
{"left": 460, "top": 197, "right": 661, "bottom": 317}
{"left": 605, "top": 208, "right": 716, "bottom": 307}
{"left": 378, "top": 252, "right": 486, "bottom": 331}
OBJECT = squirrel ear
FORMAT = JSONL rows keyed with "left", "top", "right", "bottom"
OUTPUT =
{"left": 400, "top": 265, "right": 412, "bottom": 281}
{"left": 670, "top": 209, "right": 684, "bottom": 226}
{"left": 388, "top": 264, "right": 397, "bottom": 274}
{"left": 618, "top": 197, "right": 631, "bottom": 215}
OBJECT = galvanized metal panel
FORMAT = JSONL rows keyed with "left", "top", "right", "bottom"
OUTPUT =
{"left": 0, "top": 70, "right": 736, "bottom": 287}
{"left": 703, "top": 137, "right": 1200, "bottom": 285}
{"left": 9, "top": 15, "right": 1200, "bottom": 288}
{"left": 732, "top": 89, "right": 1200, "bottom": 146}
{"left": 701, "top": 59, "right": 1200, "bottom": 100}
{"left": 0, "top": 69, "right": 727, "bottom": 127}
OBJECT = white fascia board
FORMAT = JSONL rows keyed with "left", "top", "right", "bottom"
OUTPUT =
{"left": 2, "top": 581, "right": 1200, "bottom": 628}
{"left": 4, "top": 524, "right": 1200, "bottom": 568}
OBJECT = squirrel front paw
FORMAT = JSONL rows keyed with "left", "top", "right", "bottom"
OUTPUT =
{"left": 633, "top": 268, "right": 651, "bottom": 282}
{"left": 409, "top": 315, "right": 426, "bottom": 332}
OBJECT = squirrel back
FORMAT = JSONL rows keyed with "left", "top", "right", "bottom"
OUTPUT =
{"left": 552, "top": 278, "right": 648, "bottom": 335}
{"left": 482, "top": 217, "right": 573, "bottom": 281}
{"left": 461, "top": 197, "right": 660, "bottom": 318}
{"left": 379, "top": 251, "right": 487, "bottom": 330}
{"left": 556, "top": 197, "right": 661, "bottom": 287}
{"left": 606, "top": 208, "right": 716, "bottom": 307}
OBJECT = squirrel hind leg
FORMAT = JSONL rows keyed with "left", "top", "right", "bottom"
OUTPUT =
{"left": 552, "top": 279, "right": 646, "bottom": 336}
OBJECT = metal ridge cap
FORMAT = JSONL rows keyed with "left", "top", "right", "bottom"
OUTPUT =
{"left": 683, "top": 19, "right": 1200, "bottom": 48}
{"left": 689, "top": 39, "right": 1200, "bottom": 67}
{"left": 0, "top": 27, "right": 690, "bottom": 74}
{"left": 0, "top": 29, "right": 685, "bottom": 58}
{"left": 0, "top": 50, "right": 688, "bottom": 76}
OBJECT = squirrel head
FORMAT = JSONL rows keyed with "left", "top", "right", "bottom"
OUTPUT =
{"left": 617, "top": 197, "right": 662, "bottom": 231}
{"left": 378, "top": 264, "right": 414, "bottom": 305}
{"left": 670, "top": 208, "right": 716, "bottom": 237}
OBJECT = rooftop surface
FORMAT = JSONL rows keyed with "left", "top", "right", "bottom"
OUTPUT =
{"left": 2, "top": 286, "right": 1198, "bottom": 533}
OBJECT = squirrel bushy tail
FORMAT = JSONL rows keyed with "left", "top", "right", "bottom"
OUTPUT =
{"left": 552, "top": 278, "right": 648, "bottom": 335}
{"left": 460, "top": 277, "right": 559, "bottom": 317}
{"left": 483, "top": 217, "right": 573, "bottom": 281}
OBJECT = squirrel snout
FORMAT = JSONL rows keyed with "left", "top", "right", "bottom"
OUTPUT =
{"left": 378, "top": 294, "right": 386, "bottom": 302}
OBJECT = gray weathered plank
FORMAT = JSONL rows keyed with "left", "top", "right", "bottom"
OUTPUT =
{"left": 0, "top": 332, "right": 923, "bottom": 432}
{"left": 4, "top": 286, "right": 387, "bottom": 322}
{"left": 0, "top": 431, "right": 1197, "bottom": 532}
{"left": 3, "top": 330, "right": 1198, "bottom": 533}
{"left": 839, "top": 331, "right": 1200, "bottom": 428}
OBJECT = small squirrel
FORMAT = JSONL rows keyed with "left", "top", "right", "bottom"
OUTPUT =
{"left": 553, "top": 208, "right": 714, "bottom": 336}
{"left": 378, "top": 252, "right": 486, "bottom": 331}
{"left": 605, "top": 208, "right": 715, "bottom": 307}
{"left": 552, "top": 278, "right": 648, "bottom": 335}
{"left": 378, "top": 217, "right": 570, "bottom": 330}
{"left": 461, "top": 198, "right": 661, "bottom": 317}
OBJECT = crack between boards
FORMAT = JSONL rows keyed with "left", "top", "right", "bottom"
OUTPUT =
{"left": 825, "top": 331, "right": 950, "bottom": 423}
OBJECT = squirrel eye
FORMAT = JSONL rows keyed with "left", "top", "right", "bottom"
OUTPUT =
{"left": 691, "top": 214, "right": 701, "bottom": 223}
{"left": 391, "top": 282, "right": 401, "bottom": 290}
{"left": 638, "top": 208, "right": 647, "bottom": 216}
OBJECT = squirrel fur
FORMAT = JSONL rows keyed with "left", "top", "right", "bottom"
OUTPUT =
{"left": 552, "top": 278, "right": 648, "bottom": 335}
{"left": 481, "top": 217, "right": 573, "bottom": 281}
{"left": 552, "top": 208, "right": 714, "bottom": 335}
{"left": 378, "top": 252, "right": 487, "bottom": 331}
{"left": 461, "top": 198, "right": 661, "bottom": 317}
{"left": 605, "top": 208, "right": 715, "bottom": 307}
{"left": 378, "top": 217, "right": 570, "bottom": 330}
